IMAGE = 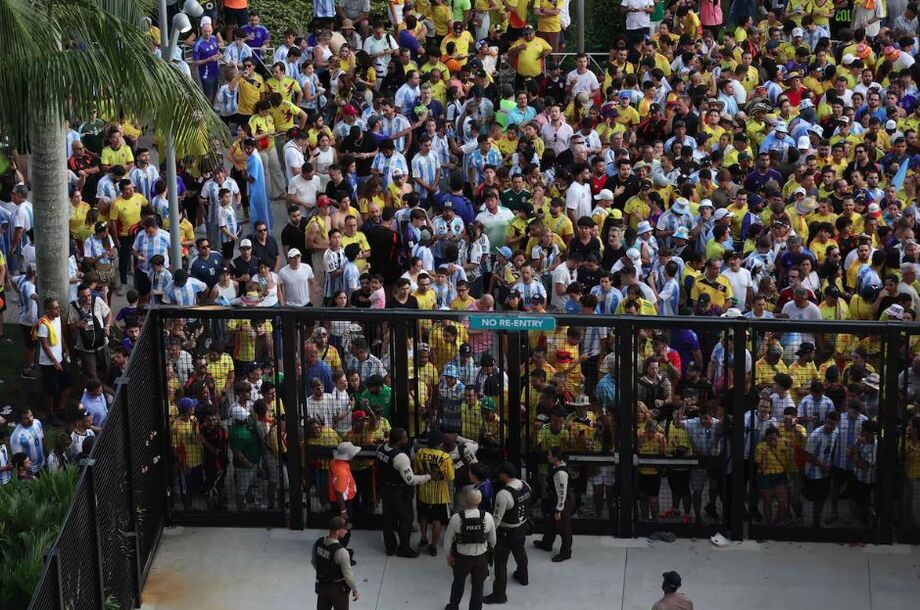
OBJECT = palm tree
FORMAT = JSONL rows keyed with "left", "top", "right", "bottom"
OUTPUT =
{"left": 0, "top": 0, "right": 226, "bottom": 303}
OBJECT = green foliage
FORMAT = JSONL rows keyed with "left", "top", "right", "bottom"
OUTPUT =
{"left": 249, "top": 0, "right": 390, "bottom": 37}
{"left": 0, "top": 468, "right": 79, "bottom": 610}
{"left": 584, "top": 0, "right": 626, "bottom": 52}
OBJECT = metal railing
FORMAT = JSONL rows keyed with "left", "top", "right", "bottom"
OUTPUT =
{"left": 28, "top": 321, "right": 166, "bottom": 610}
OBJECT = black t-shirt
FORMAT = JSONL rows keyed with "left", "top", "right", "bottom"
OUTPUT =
{"left": 385, "top": 295, "right": 419, "bottom": 309}
{"left": 568, "top": 236, "right": 602, "bottom": 260}
{"left": 350, "top": 288, "right": 373, "bottom": 308}
{"left": 248, "top": 235, "right": 280, "bottom": 269}
{"left": 608, "top": 174, "right": 639, "bottom": 210}
{"left": 342, "top": 134, "right": 378, "bottom": 178}
{"left": 577, "top": 266, "right": 601, "bottom": 290}
{"left": 230, "top": 254, "right": 260, "bottom": 282}
{"left": 281, "top": 221, "right": 308, "bottom": 255}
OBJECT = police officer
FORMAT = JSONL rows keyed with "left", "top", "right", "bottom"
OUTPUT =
{"left": 484, "top": 462, "right": 532, "bottom": 605}
{"left": 445, "top": 489, "right": 496, "bottom": 610}
{"left": 533, "top": 446, "right": 573, "bottom": 562}
{"left": 375, "top": 427, "right": 435, "bottom": 557}
{"left": 312, "top": 516, "right": 360, "bottom": 610}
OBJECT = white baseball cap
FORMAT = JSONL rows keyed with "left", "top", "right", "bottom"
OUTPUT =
{"left": 287, "top": 248, "right": 302, "bottom": 258}
{"left": 774, "top": 121, "right": 788, "bottom": 133}
{"left": 885, "top": 119, "right": 897, "bottom": 131}
{"left": 797, "top": 135, "right": 810, "bottom": 150}
{"left": 594, "top": 189, "right": 614, "bottom": 201}
{"left": 842, "top": 53, "right": 857, "bottom": 65}
{"left": 713, "top": 208, "right": 733, "bottom": 220}
{"left": 240, "top": 238, "right": 253, "bottom": 248}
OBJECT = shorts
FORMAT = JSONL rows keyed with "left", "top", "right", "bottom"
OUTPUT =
{"left": 41, "top": 364, "right": 73, "bottom": 399}
{"left": 757, "top": 473, "right": 786, "bottom": 491}
{"left": 638, "top": 473, "right": 661, "bottom": 497}
{"left": 21, "top": 324, "right": 34, "bottom": 346}
{"left": 417, "top": 500, "right": 450, "bottom": 525}
{"left": 803, "top": 476, "right": 831, "bottom": 502}
{"left": 223, "top": 6, "right": 248, "bottom": 28}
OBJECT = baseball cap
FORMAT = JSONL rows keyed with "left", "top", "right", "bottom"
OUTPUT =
{"left": 240, "top": 238, "right": 252, "bottom": 248}
{"left": 792, "top": 27, "right": 804, "bottom": 37}
{"left": 842, "top": 53, "right": 856, "bottom": 65}
{"left": 885, "top": 119, "right": 897, "bottom": 131}
{"left": 713, "top": 207, "right": 733, "bottom": 220}
{"left": 497, "top": 246, "right": 513, "bottom": 259}
{"left": 797, "top": 135, "right": 811, "bottom": 150}
{"left": 94, "top": 221, "right": 107, "bottom": 233}
{"left": 698, "top": 199, "right": 714, "bottom": 209}
{"left": 673, "top": 226, "right": 690, "bottom": 240}
{"left": 774, "top": 121, "right": 788, "bottom": 133}
{"left": 838, "top": 116, "right": 850, "bottom": 124}
{"left": 342, "top": 104, "right": 358, "bottom": 116}
{"left": 594, "top": 189, "right": 614, "bottom": 201}
{"left": 286, "top": 248, "right": 302, "bottom": 258}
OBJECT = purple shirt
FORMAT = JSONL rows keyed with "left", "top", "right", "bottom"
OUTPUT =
{"left": 242, "top": 24, "right": 270, "bottom": 57}
{"left": 192, "top": 36, "right": 220, "bottom": 80}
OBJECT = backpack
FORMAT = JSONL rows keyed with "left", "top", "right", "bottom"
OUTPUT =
{"left": 71, "top": 296, "right": 106, "bottom": 350}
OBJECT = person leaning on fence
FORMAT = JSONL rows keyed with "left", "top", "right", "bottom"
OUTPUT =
{"left": 312, "top": 516, "right": 360, "bottom": 610}
{"left": 445, "top": 488, "right": 496, "bottom": 610}
{"left": 803, "top": 411, "right": 840, "bottom": 529}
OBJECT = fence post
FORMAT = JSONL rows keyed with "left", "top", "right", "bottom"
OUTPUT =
{"left": 507, "top": 330, "right": 522, "bottom": 468}
{"left": 83, "top": 461, "right": 107, "bottom": 609}
{"left": 729, "top": 323, "right": 747, "bottom": 541}
{"left": 121, "top": 385, "right": 143, "bottom": 606}
{"left": 282, "top": 314, "right": 304, "bottom": 530}
{"left": 615, "top": 320, "right": 634, "bottom": 539}
{"left": 878, "top": 326, "right": 901, "bottom": 544}
{"left": 150, "top": 312, "right": 174, "bottom": 525}
{"left": 392, "top": 319, "right": 411, "bottom": 432}
{"left": 52, "top": 549, "right": 63, "bottom": 610}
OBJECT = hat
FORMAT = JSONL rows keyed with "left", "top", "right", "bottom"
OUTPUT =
{"left": 342, "top": 104, "right": 358, "bottom": 116}
{"left": 497, "top": 246, "right": 513, "bottom": 259}
{"left": 619, "top": 90, "right": 632, "bottom": 100}
{"left": 795, "top": 342, "right": 816, "bottom": 355}
{"left": 626, "top": 248, "right": 641, "bottom": 263}
{"left": 200, "top": 16, "right": 212, "bottom": 27}
{"left": 671, "top": 198, "right": 690, "bottom": 215}
{"left": 796, "top": 197, "right": 818, "bottom": 215}
{"left": 230, "top": 406, "right": 249, "bottom": 422}
{"left": 886, "top": 304, "right": 905, "bottom": 320}
{"left": 721, "top": 307, "right": 743, "bottom": 318}
{"left": 443, "top": 364, "right": 460, "bottom": 378}
{"left": 566, "top": 394, "right": 591, "bottom": 408}
{"left": 240, "top": 238, "right": 252, "bottom": 248}
{"left": 333, "top": 441, "right": 362, "bottom": 460}
{"left": 886, "top": 119, "right": 897, "bottom": 131}
{"left": 286, "top": 248, "right": 302, "bottom": 258}
{"left": 838, "top": 116, "right": 850, "bottom": 125}
{"left": 791, "top": 27, "right": 804, "bottom": 37}
{"left": 699, "top": 199, "right": 714, "bottom": 209}
{"left": 637, "top": 221, "right": 653, "bottom": 234}
{"left": 774, "top": 121, "right": 788, "bottom": 133}
{"left": 808, "top": 124, "right": 824, "bottom": 137}
{"left": 609, "top": 208, "right": 624, "bottom": 220}
{"left": 867, "top": 203, "right": 882, "bottom": 218}
{"left": 697, "top": 292, "right": 711, "bottom": 305}
{"left": 340, "top": 18, "right": 355, "bottom": 29}
{"left": 458, "top": 342, "right": 471, "bottom": 355}
{"left": 317, "top": 194, "right": 330, "bottom": 207}
{"left": 797, "top": 135, "right": 811, "bottom": 150}
{"left": 391, "top": 167, "right": 405, "bottom": 177}
{"left": 863, "top": 373, "right": 880, "bottom": 390}
{"left": 178, "top": 397, "right": 198, "bottom": 412}
{"left": 94, "top": 221, "right": 107, "bottom": 233}
{"left": 663, "top": 571, "right": 682, "bottom": 589}
{"left": 767, "top": 343, "right": 784, "bottom": 355}
{"left": 522, "top": 24, "right": 535, "bottom": 33}
{"left": 673, "top": 226, "right": 690, "bottom": 240}
{"left": 765, "top": 39, "right": 780, "bottom": 50}
{"left": 713, "top": 207, "right": 733, "bottom": 220}
{"left": 842, "top": 53, "right": 856, "bottom": 65}
{"left": 594, "top": 189, "right": 614, "bottom": 201}
{"left": 479, "top": 397, "right": 496, "bottom": 412}
{"left": 799, "top": 99, "right": 814, "bottom": 110}
{"left": 351, "top": 410, "right": 368, "bottom": 422}
{"left": 424, "top": 429, "right": 444, "bottom": 447}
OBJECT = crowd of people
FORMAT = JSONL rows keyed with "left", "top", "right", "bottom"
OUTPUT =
{"left": 2, "top": 0, "right": 920, "bottom": 547}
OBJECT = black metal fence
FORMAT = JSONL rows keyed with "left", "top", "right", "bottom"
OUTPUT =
{"left": 28, "top": 321, "right": 167, "bottom": 610}
{"left": 151, "top": 307, "right": 919, "bottom": 545}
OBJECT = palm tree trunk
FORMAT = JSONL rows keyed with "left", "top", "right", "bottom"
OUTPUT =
{"left": 31, "top": 110, "right": 70, "bottom": 305}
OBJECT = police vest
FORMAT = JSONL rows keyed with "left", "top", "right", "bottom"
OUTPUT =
{"left": 458, "top": 509, "right": 487, "bottom": 545}
{"left": 502, "top": 481, "right": 533, "bottom": 526}
{"left": 547, "top": 464, "right": 572, "bottom": 502}
{"left": 313, "top": 538, "right": 345, "bottom": 584}
{"left": 375, "top": 443, "right": 406, "bottom": 487}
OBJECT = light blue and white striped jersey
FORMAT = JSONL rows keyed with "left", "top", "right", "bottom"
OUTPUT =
{"left": 313, "top": 0, "right": 336, "bottom": 17}
{"left": 285, "top": 59, "right": 302, "bottom": 81}
{"left": 162, "top": 277, "right": 208, "bottom": 306}
{"left": 65, "top": 129, "right": 81, "bottom": 159}
{"left": 579, "top": 324, "right": 606, "bottom": 358}
{"left": 80, "top": 390, "right": 109, "bottom": 427}
{"left": 511, "top": 280, "right": 547, "bottom": 309}
{"left": 804, "top": 425, "right": 838, "bottom": 479}
{"left": 0, "top": 445, "right": 10, "bottom": 485}
{"left": 431, "top": 134, "right": 451, "bottom": 165}
{"left": 132, "top": 228, "right": 171, "bottom": 273}
{"left": 11, "top": 420, "right": 44, "bottom": 473}
{"left": 411, "top": 151, "right": 441, "bottom": 199}
{"left": 380, "top": 115, "right": 411, "bottom": 153}
{"left": 834, "top": 413, "right": 867, "bottom": 470}
{"left": 203, "top": 178, "right": 241, "bottom": 227}
{"left": 853, "top": 440, "right": 876, "bottom": 484}
{"left": 218, "top": 203, "right": 240, "bottom": 245}
{"left": 214, "top": 84, "right": 239, "bottom": 117}
{"left": 224, "top": 42, "right": 254, "bottom": 66}
{"left": 273, "top": 44, "right": 294, "bottom": 65}
{"left": 590, "top": 285, "right": 622, "bottom": 315}
{"left": 96, "top": 175, "right": 119, "bottom": 206}
{"left": 148, "top": 267, "right": 173, "bottom": 295}
{"left": 432, "top": 215, "right": 463, "bottom": 240}
{"left": 323, "top": 248, "right": 346, "bottom": 298}
{"left": 152, "top": 196, "right": 170, "bottom": 222}
{"left": 371, "top": 151, "right": 408, "bottom": 188}
{"left": 658, "top": 277, "right": 681, "bottom": 316}
{"left": 299, "top": 74, "right": 320, "bottom": 111}
{"left": 343, "top": 260, "right": 360, "bottom": 296}
{"left": 411, "top": 243, "right": 434, "bottom": 271}
{"left": 83, "top": 234, "right": 114, "bottom": 265}
{"left": 15, "top": 275, "right": 37, "bottom": 326}
{"left": 467, "top": 148, "right": 503, "bottom": 184}
{"left": 683, "top": 418, "right": 722, "bottom": 456}
{"left": 11, "top": 201, "right": 33, "bottom": 246}
{"left": 129, "top": 165, "right": 159, "bottom": 202}
{"left": 432, "top": 281, "right": 455, "bottom": 309}
{"left": 797, "top": 394, "right": 835, "bottom": 433}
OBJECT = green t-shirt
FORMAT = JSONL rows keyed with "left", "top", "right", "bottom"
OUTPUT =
{"left": 230, "top": 423, "right": 263, "bottom": 466}
{"left": 358, "top": 385, "right": 393, "bottom": 420}
{"left": 451, "top": 0, "right": 472, "bottom": 23}
{"left": 500, "top": 188, "right": 532, "bottom": 212}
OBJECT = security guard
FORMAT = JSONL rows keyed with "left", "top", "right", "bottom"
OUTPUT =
{"left": 375, "top": 427, "right": 435, "bottom": 557}
{"left": 533, "top": 446, "right": 573, "bottom": 562}
{"left": 445, "top": 489, "right": 496, "bottom": 610}
{"left": 312, "top": 516, "right": 360, "bottom": 610}
{"left": 484, "top": 462, "right": 532, "bottom": 605}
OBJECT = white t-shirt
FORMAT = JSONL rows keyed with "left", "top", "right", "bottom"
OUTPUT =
{"left": 566, "top": 181, "right": 592, "bottom": 221}
{"left": 551, "top": 264, "right": 577, "bottom": 311}
{"left": 722, "top": 267, "right": 753, "bottom": 311}
{"left": 283, "top": 141, "right": 306, "bottom": 181}
{"left": 287, "top": 173, "right": 322, "bottom": 209}
{"left": 279, "top": 263, "right": 315, "bottom": 306}
{"left": 565, "top": 69, "right": 600, "bottom": 97}
{"left": 621, "top": 0, "right": 654, "bottom": 30}
{"left": 781, "top": 300, "right": 822, "bottom": 321}
{"left": 35, "top": 315, "right": 64, "bottom": 366}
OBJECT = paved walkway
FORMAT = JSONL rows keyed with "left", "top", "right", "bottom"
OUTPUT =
{"left": 140, "top": 527, "right": 920, "bottom": 610}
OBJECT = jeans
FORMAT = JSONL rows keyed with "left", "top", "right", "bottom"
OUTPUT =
{"left": 118, "top": 236, "right": 133, "bottom": 285}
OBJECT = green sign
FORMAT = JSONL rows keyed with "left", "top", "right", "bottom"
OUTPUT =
{"left": 469, "top": 314, "right": 557, "bottom": 331}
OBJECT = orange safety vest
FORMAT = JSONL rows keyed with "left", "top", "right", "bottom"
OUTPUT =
{"left": 328, "top": 459, "right": 357, "bottom": 503}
